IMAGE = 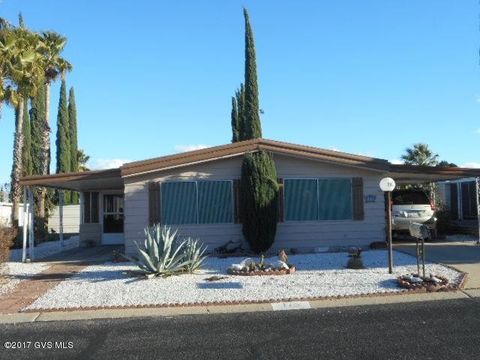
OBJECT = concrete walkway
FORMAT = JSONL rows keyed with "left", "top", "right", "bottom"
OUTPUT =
{"left": 394, "top": 241, "right": 480, "bottom": 292}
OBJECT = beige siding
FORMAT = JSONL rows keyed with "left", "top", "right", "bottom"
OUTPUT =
{"left": 79, "top": 223, "right": 102, "bottom": 247}
{"left": 124, "top": 155, "right": 387, "bottom": 255}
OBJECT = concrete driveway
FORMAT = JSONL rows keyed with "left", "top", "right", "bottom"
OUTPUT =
{"left": 394, "top": 240, "right": 480, "bottom": 291}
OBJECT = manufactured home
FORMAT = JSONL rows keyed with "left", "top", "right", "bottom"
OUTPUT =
{"left": 20, "top": 138, "right": 480, "bottom": 255}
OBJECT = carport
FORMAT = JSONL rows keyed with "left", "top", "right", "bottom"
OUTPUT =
{"left": 388, "top": 164, "right": 480, "bottom": 245}
{"left": 19, "top": 168, "right": 124, "bottom": 262}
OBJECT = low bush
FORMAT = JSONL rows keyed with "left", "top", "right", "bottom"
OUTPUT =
{"left": 123, "top": 225, "right": 207, "bottom": 278}
{"left": 0, "top": 225, "right": 16, "bottom": 263}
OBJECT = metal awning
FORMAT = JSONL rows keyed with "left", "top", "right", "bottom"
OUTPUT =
{"left": 19, "top": 168, "right": 123, "bottom": 191}
{"left": 388, "top": 165, "right": 480, "bottom": 184}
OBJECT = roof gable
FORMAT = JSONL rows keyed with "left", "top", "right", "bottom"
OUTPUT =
{"left": 120, "top": 138, "right": 390, "bottom": 177}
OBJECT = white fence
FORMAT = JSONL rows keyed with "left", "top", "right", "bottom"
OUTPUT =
{"left": 0, "top": 202, "right": 24, "bottom": 227}
{"left": 0, "top": 202, "right": 79, "bottom": 233}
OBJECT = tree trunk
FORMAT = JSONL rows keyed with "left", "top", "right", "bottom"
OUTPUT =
{"left": 37, "top": 83, "right": 51, "bottom": 219}
{"left": 10, "top": 100, "right": 25, "bottom": 226}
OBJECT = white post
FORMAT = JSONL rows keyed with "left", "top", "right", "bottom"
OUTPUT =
{"left": 59, "top": 190, "right": 64, "bottom": 247}
{"left": 79, "top": 192, "right": 84, "bottom": 225}
{"left": 476, "top": 177, "right": 480, "bottom": 245}
{"left": 28, "top": 189, "right": 35, "bottom": 260}
{"left": 22, "top": 187, "right": 28, "bottom": 263}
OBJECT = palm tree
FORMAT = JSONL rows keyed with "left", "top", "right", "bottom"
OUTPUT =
{"left": 35, "top": 31, "right": 72, "bottom": 219}
{"left": 77, "top": 149, "right": 90, "bottom": 172}
{"left": 401, "top": 143, "right": 439, "bottom": 166}
{"left": 0, "top": 20, "right": 45, "bottom": 224}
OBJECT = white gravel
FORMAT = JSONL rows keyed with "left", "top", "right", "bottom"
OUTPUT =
{"left": 9, "top": 236, "right": 79, "bottom": 262}
{"left": 26, "top": 251, "right": 463, "bottom": 310}
{"left": 0, "top": 262, "right": 48, "bottom": 296}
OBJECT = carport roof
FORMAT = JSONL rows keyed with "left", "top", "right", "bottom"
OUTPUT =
{"left": 18, "top": 138, "right": 480, "bottom": 190}
{"left": 19, "top": 168, "right": 123, "bottom": 191}
{"left": 389, "top": 164, "right": 480, "bottom": 183}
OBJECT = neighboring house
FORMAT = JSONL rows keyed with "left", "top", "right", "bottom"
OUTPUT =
{"left": 438, "top": 178, "right": 479, "bottom": 225}
{"left": 0, "top": 202, "right": 25, "bottom": 227}
{"left": 19, "top": 138, "right": 480, "bottom": 255}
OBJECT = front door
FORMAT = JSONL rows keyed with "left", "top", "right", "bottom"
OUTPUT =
{"left": 102, "top": 194, "right": 124, "bottom": 245}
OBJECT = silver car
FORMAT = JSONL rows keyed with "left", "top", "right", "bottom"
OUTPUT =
{"left": 391, "top": 190, "right": 437, "bottom": 239}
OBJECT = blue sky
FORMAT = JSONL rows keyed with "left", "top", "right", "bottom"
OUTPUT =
{"left": 0, "top": 0, "right": 479, "bottom": 185}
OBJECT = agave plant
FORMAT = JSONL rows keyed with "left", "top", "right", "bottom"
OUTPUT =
{"left": 123, "top": 225, "right": 208, "bottom": 278}
{"left": 182, "top": 238, "right": 208, "bottom": 273}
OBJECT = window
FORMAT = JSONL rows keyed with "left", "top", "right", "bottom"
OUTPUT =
{"left": 285, "top": 178, "right": 353, "bottom": 221}
{"left": 284, "top": 179, "right": 318, "bottom": 221}
{"left": 161, "top": 181, "right": 233, "bottom": 225}
{"left": 103, "top": 195, "right": 124, "bottom": 233}
{"left": 83, "top": 192, "right": 99, "bottom": 223}
{"left": 198, "top": 181, "right": 233, "bottom": 224}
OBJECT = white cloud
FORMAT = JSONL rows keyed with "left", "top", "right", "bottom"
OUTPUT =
{"left": 390, "top": 159, "right": 404, "bottom": 165}
{"left": 461, "top": 162, "right": 480, "bottom": 168}
{"left": 174, "top": 144, "right": 210, "bottom": 153}
{"left": 90, "top": 158, "right": 131, "bottom": 170}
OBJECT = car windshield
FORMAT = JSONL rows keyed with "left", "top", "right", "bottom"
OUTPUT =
{"left": 392, "top": 191, "right": 430, "bottom": 205}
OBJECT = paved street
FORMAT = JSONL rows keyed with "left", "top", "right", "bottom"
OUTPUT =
{"left": 1, "top": 298, "right": 479, "bottom": 360}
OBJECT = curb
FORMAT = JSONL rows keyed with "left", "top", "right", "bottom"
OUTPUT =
{"left": 0, "top": 290, "right": 473, "bottom": 325}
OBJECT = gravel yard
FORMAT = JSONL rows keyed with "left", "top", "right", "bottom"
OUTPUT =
{"left": 26, "top": 250, "right": 463, "bottom": 311}
{"left": 0, "top": 262, "right": 48, "bottom": 297}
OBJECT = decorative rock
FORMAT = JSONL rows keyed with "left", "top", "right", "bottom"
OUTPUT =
{"left": 397, "top": 273, "right": 450, "bottom": 292}
{"left": 278, "top": 249, "right": 288, "bottom": 264}
{"left": 275, "top": 260, "right": 289, "bottom": 270}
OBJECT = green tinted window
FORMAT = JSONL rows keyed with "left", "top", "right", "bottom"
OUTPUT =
{"left": 198, "top": 181, "right": 233, "bottom": 224}
{"left": 161, "top": 182, "right": 197, "bottom": 224}
{"left": 285, "top": 179, "right": 318, "bottom": 221}
{"left": 318, "top": 179, "right": 352, "bottom": 220}
{"left": 284, "top": 178, "right": 353, "bottom": 221}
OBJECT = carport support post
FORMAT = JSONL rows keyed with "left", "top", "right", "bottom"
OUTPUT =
{"left": 387, "top": 191, "right": 393, "bottom": 274}
{"left": 28, "top": 189, "right": 35, "bottom": 260}
{"left": 476, "top": 177, "right": 480, "bottom": 245}
{"left": 22, "top": 187, "right": 28, "bottom": 263}
{"left": 59, "top": 190, "right": 64, "bottom": 247}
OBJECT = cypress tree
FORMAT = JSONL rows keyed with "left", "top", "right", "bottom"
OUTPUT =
{"left": 237, "top": 9, "right": 279, "bottom": 252}
{"left": 21, "top": 98, "right": 33, "bottom": 176}
{"left": 68, "top": 87, "right": 79, "bottom": 204}
{"left": 30, "top": 83, "right": 47, "bottom": 176}
{"left": 243, "top": 8, "right": 262, "bottom": 139}
{"left": 55, "top": 78, "right": 71, "bottom": 203}
{"left": 240, "top": 152, "right": 279, "bottom": 253}
{"left": 231, "top": 83, "right": 246, "bottom": 142}
{"left": 231, "top": 96, "right": 238, "bottom": 143}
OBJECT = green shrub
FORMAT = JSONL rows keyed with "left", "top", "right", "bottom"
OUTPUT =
{"left": 240, "top": 151, "right": 279, "bottom": 253}
{"left": 123, "top": 225, "right": 207, "bottom": 278}
{"left": 0, "top": 225, "right": 15, "bottom": 264}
